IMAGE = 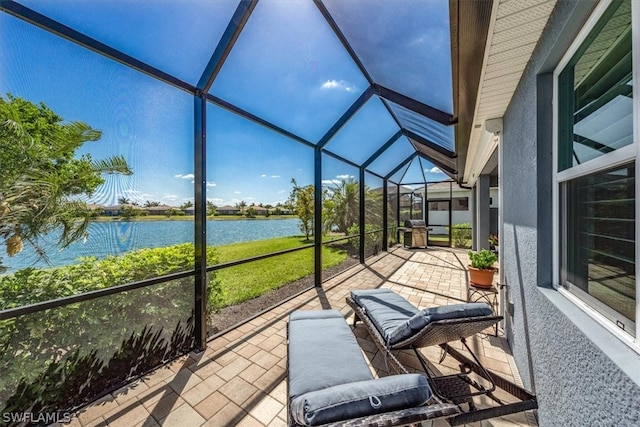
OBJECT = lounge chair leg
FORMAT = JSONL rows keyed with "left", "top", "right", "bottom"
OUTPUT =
{"left": 438, "top": 344, "right": 449, "bottom": 364}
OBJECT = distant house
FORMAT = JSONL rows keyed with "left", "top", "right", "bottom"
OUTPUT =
{"left": 247, "top": 205, "right": 268, "bottom": 215}
{"left": 102, "top": 204, "right": 145, "bottom": 216}
{"left": 101, "top": 205, "right": 121, "bottom": 216}
{"left": 145, "top": 205, "right": 174, "bottom": 216}
{"left": 182, "top": 207, "right": 195, "bottom": 215}
{"left": 217, "top": 205, "right": 240, "bottom": 215}
{"left": 413, "top": 182, "right": 498, "bottom": 237}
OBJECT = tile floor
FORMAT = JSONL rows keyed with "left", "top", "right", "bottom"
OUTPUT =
{"left": 62, "top": 247, "right": 537, "bottom": 427}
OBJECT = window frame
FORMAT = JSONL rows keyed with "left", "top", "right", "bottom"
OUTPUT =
{"left": 552, "top": 0, "right": 639, "bottom": 352}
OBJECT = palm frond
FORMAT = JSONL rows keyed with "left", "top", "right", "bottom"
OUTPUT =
{"left": 92, "top": 155, "right": 133, "bottom": 175}
{"left": 64, "top": 121, "right": 102, "bottom": 143}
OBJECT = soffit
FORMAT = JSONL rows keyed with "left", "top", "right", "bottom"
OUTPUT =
{"left": 462, "top": 0, "right": 557, "bottom": 186}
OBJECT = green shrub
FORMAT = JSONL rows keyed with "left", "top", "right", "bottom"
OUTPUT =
{"left": 0, "top": 243, "right": 222, "bottom": 411}
{"left": 0, "top": 243, "right": 221, "bottom": 311}
{"left": 347, "top": 223, "right": 381, "bottom": 255}
{"left": 451, "top": 223, "right": 472, "bottom": 248}
{"left": 468, "top": 249, "right": 498, "bottom": 269}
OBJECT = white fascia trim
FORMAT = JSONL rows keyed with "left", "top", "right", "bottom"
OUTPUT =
{"left": 463, "top": 0, "right": 500, "bottom": 186}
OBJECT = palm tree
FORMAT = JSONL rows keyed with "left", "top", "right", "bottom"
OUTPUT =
{"left": 2, "top": 158, "right": 132, "bottom": 263}
{"left": 236, "top": 200, "right": 247, "bottom": 213}
{"left": 206, "top": 201, "right": 217, "bottom": 216}
{"left": 328, "top": 178, "right": 360, "bottom": 234}
{"left": 325, "top": 179, "right": 383, "bottom": 235}
{"left": 0, "top": 96, "right": 132, "bottom": 267}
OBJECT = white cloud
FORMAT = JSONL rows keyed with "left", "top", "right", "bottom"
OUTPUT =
{"left": 206, "top": 181, "right": 216, "bottom": 187}
{"left": 207, "top": 197, "right": 224, "bottom": 203}
{"left": 321, "top": 79, "right": 356, "bottom": 92}
{"left": 234, "top": 191, "right": 242, "bottom": 194}
{"left": 260, "top": 174, "right": 267, "bottom": 178}
{"left": 271, "top": 175, "right": 280, "bottom": 178}
{"left": 322, "top": 80, "right": 339, "bottom": 89}
{"left": 277, "top": 190, "right": 287, "bottom": 194}
{"left": 428, "top": 167, "right": 442, "bottom": 174}
{"left": 163, "top": 194, "right": 178, "bottom": 201}
{"left": 336, "top": 174, "right": 353, "bottom": 179}
{"left": 322, "top": 179, "right": 341, "bottom": 186}
{"left": 174, "top": 173, "right": 195, "bottom": 179}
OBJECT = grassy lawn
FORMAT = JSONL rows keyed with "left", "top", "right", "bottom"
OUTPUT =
{"left": 214, "top": 236, "right": 349, "bottom": 307}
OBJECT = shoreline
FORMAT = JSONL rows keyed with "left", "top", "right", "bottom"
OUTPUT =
{"left": 91, "top": 215, "right": 298, "bottom": 222}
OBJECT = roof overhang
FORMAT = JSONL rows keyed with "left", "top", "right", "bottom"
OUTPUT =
{"left": 456, "top": 0, "right": 558, "bottom": 186}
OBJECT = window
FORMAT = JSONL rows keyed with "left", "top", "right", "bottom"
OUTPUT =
{"left": 561, "top": 163, "right": 635, "bottom": 332}
{"left": 554, "top": 0, "right": 637, "bottom": 345}
{"left": 453, "top": 197, "right": 469, "bottom": 211}
{"left": 429, "top": 200, "right": 448, "bottom": 211}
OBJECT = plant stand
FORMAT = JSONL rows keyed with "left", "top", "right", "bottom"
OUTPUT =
{"left": 468, "top": 284, "right": 499, "bottom": 336}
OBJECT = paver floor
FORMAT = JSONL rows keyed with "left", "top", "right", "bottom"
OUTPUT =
{"left": 63, "top": 247, "right": 537, "bottom": 427}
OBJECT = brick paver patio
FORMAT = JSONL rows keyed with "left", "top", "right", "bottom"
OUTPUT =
{"left": 63, "top": 247, "right": 537, "bottom": 427}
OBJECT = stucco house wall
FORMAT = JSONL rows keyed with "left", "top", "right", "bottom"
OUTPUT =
{"left": 501, "top": 0, "right": 640, "bottom": 425}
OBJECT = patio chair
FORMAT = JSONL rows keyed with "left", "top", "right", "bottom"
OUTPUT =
{"left": 287, "top": 309, "right": 460, "bottom": 426}
{"left": 346, "top": 288, "right": 537, "bottom": 426}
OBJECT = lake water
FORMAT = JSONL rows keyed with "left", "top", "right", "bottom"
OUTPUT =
{"left": 3, "top": 219, "right": 302, "bottom": 273}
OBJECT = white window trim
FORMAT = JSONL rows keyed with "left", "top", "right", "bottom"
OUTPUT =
{"left": 552, "top": 0, "right": 640, "bottom": 352}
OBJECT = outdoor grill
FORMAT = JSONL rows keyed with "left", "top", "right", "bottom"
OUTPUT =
{"left": 401, "top": 219, "right": 428, "bottom": 248}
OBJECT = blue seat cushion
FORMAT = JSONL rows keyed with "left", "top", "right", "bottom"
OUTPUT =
{"left": 351, "top": 289, "right": 420, "bottom": 344}
{"left": 290, "top": 374, "right": 432, "bottom": 426}
{"left": 351, "top": 289, "right": 493, "bottom": 345}
{"left": 389, "top": 302, "right": 493, "bottom": 344}
{"left": 288, "top": 310, "right": 373, "bottom": 400}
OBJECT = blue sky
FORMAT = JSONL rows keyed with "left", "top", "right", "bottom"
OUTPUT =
{"left": 0, "top": 0, "right": 450, "bottom": 208}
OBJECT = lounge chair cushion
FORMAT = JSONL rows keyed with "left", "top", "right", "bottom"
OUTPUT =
{"left": 290, "top": 373, "right": 432, "bottom": 426}
{"left": 351, "top": 289, "right": 493, "bottom": 345}
{"left": 288, "top": 310, "right": 373, "bottom": 400}
{"left": 351, "top": 289, "right": 420, "bottom": 343}
{"left": 390, "top": 302, "right": 494, "bottom": 344}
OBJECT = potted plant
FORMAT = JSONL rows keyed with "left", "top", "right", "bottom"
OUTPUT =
{"left": 488, "top": 234, "right": 499, "bottom": 254}
{"left": 468, "top": 249, "right": 498, "bottom": 288}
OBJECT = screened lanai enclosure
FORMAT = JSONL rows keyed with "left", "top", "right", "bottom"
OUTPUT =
{"left": 0, "top": 0, "right": 493, "bottom": 418}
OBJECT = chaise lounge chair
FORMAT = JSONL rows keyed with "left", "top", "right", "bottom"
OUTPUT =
{"left": 346, "top": 288, "right": 537, "bottom": 426}
{"left": 287, "top": 309, "right": 460, "bottom": 426}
